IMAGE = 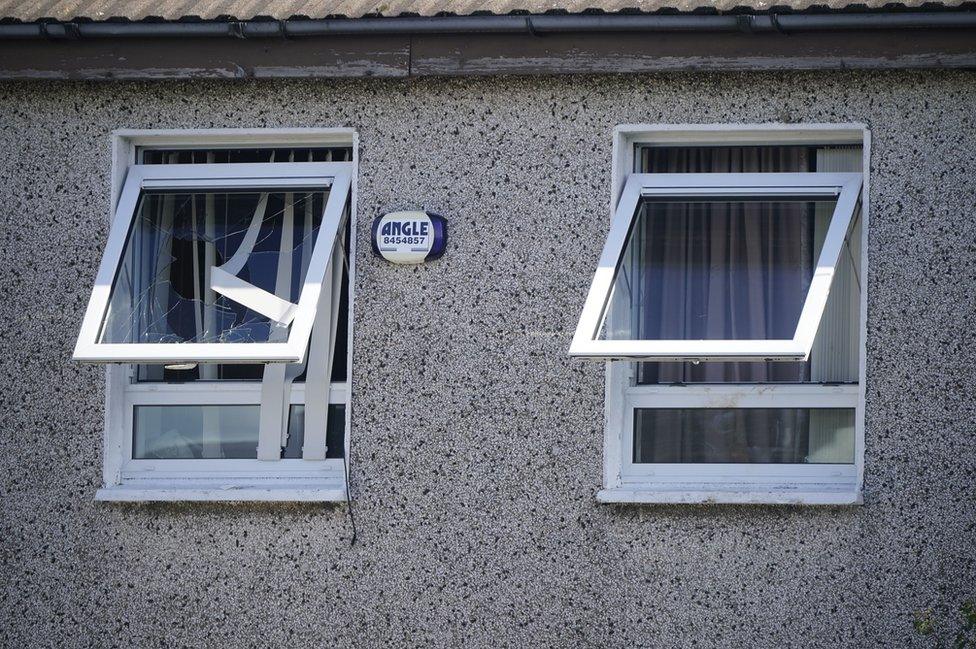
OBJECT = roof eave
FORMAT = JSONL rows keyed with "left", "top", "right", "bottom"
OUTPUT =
{"left": 1, "top": 11, "right": 975, "bottom": 78}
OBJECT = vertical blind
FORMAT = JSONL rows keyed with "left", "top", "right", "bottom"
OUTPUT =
{"left": 139, "top": 147, "right": 353, "bottom": 164}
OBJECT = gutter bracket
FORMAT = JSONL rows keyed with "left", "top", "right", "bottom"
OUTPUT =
{"left": 39, "top": 21, "right": 79, "bottom": 40}
{"left": 228, "top": 21, "right": 246, "bottom": 39}
{"left": 770, "top": 13, "right": 789, "bottom": 35}
{"left": 736, "top": 15, "right": 755, "bottom": 33}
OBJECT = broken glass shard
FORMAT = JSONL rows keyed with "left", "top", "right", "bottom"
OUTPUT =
{"left": 99, "top": 189, "right": 326, "bottom": 344}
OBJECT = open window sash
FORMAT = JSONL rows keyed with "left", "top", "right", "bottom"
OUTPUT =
{"left": 73, "top": 162, "right": 352, "bottom": 364}
{"left": 570, "top": 172, "right": 863, "bottom": 362}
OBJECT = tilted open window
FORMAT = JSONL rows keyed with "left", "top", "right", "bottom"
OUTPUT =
{"left": 74, "top": 162, "right": 352, "bottom": 364}
{"left": 571, "top": 172, "right": 862, "bottom": 362}
{"left": 77, "top": 134, "right": 357, "bottom": 502}
{"left": 581, "top": 125, "right": 869, "bottom": 505}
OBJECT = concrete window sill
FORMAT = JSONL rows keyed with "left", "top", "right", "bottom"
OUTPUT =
{"left": 597, "top": 488, "right": 862, "bottom": 506}
{"left": 96, "top": 480, "right": 347, "bottom": 503}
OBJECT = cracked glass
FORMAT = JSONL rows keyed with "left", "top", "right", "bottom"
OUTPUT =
{"left": 99, "top": 188, "right": 326, "bottom": 345}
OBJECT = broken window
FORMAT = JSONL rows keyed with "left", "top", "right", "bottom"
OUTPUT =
{"left": 100, "top": 189, "right": 327, "bottom": 346}
{"left": 77, "top": 153, "right": 354, "bottom": 489}
{"left": 76, "top": 162, "right": 351, "bottom": 364}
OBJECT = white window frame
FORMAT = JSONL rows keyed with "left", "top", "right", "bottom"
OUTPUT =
{"left": 73, "top": 161, "right": 351, "bottom": 364}
{"left": 94, "top": 129, "right": 358, "bottom": 503}
{"left": 596, "top": 124, "right": 870, "bottom": 506}
{"left": 570, "top": 172, "right": 863, "bottom": 362}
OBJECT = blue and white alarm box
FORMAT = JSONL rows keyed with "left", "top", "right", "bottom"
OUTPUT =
{"left": 371, "top": 211, "right": 448, "bottom": 264}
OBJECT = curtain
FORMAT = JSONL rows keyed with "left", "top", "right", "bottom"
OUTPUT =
{"left": 635, "top": 408, "right": 811, "bottom": 464}
{"left": 637, "top": 146, "right": 815, "bottom": 384}
{"left": 635, "top": 146, "right": 815, "bottom": 463}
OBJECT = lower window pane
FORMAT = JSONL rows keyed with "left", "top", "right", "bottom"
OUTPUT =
{"left": 633, "top": 408, "right": 854, "bottom": 464}
{"left": 133, "top": 405, "right": 260, "bottom": 459}
{"left": 132, "top": 404, "right": 345, "bottom": 459}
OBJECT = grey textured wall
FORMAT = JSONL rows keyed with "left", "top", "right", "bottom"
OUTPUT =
{"left": 1, "top": 73, "right": 974, "bottom": 648}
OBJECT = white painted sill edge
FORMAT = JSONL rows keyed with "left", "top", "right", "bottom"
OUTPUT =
{"left": 96, "top": 482, "right": 347, "bottom": 503}
{"left": 597, "top": 488, "right": 862, "bottom": 506}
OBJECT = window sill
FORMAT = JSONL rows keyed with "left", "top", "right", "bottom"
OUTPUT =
{"left": 96, "top": 479, "right": 347, "bottom": 503}
{"left": 597, "top": 487, "right": 862, "bottom": 506}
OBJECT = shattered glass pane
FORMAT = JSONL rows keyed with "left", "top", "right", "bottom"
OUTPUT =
{"left": 132, "top": 220, "right": 351, "bottom": 384}
{"left": 99, "top": 189, "right": 326, "bottom": 344}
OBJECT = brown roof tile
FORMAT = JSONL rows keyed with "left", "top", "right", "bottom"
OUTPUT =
{"left": 0, "top": 0, "right": 969, "bottom": 21}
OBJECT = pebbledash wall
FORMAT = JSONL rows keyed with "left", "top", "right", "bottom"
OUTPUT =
{"left": 1, "top": 71, "right": 974, "bottom": 648}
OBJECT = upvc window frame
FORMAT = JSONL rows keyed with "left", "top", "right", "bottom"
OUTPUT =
{"left": 74, "top": 161, "right": 351, "bottom": 364}
{"left": 570, "top": 172, "right": 863, "bottom": 361}
{"left": 95, "top": 129, "right": 358, "bottom": 503}
{"left": 596, "top": 124, "right": 870, "bottom": 506}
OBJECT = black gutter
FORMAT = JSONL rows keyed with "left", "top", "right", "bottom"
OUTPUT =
{"left": 2, "top": 11, "right": 976, "bottom": 40}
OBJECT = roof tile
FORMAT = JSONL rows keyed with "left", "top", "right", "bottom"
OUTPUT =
{"left": 0, "top": 0, "right": 969, "bottom": 22}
